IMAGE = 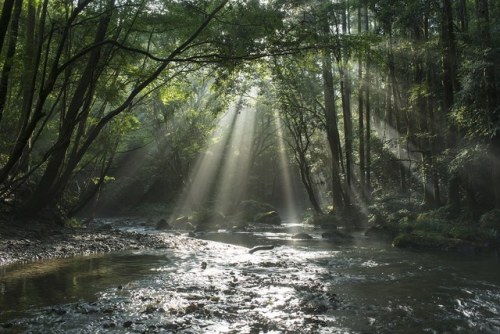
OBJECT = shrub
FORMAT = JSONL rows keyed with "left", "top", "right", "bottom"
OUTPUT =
{"left": 479, "top": 209, "right": 500, "bottom": 230}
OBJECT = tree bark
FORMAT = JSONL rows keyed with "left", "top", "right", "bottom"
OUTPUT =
{"left": 22, "top": 2, "right": 114, "bottom": 214}
{"left": 0, "top": 0, "right": 22, "bottom": 123}
{"left": 442, "top": 0, "right": 460, "bottom": 207}
{"left": 0, "top": 0, "right": 15, "bottom": 56}
{"left": 476, "top": 0, "right": 500, "bottom": 208}
{"left": 341, "top": 0, "right": 353, "bottom": 190}
{"left": 322, "top": 52, "right": 345, "bottom": 211}
{"left": 364, "top": 2, "right": 371, "bottom": 193}
{"left": 358, "top": 4, "right": 365, "bottom": 195}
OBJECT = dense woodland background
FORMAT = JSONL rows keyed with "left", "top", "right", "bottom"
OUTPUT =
{"left": 0, "top": 0, "right": 499, "bottom": 242}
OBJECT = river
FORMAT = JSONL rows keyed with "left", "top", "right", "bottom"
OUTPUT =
{"left": 1, "top": 222, "right": 499, "bottom": 333}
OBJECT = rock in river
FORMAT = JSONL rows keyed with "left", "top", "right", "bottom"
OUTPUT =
{"left": 292, "top": 233, "right": 313, "bottom": 240}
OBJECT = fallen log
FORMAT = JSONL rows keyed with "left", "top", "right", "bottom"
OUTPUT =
{"left": 248, "top": 245, "right": 275, "bottom": 254}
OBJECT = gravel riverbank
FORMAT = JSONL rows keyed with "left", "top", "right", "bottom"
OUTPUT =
{"left": 0, "top": 218, "right": 200, "bottom": 267}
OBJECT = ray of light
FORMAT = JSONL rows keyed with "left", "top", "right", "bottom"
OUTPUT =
{"left": 273, "top": 111, "right": 299, "bottom": 223}
{"left": 371, "top": 114, "right": 439, "bottom": 202}
{"left": 213, "top": 89, "right": 258, "bottom": 214}
{"left": 173, "top": 103, "right": 240, "bottom": 216}
{"left": 171, "top": 89, "right": 262, "bottom": 223}
{"left": 372, "top": 115, "right": 421, "bottom": 173}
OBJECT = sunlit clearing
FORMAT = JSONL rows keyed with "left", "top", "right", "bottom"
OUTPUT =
{"left": 273, "top": 111, "right": 299, "bottom": 223}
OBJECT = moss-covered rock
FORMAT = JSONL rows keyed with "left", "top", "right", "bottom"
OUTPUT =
{"left": 155, "top": 218, "right": 171, "bottom": 230}
{"left": 392, "top": 232, "right": 485, "bottom": 253}
{"left": 191, "top": 210, "right": 225, "bottom": 231}
{"left": 237, "top": 200, "right": 277, "bottom": 222}
{"left": 254, "top": 211, "right": 281, "bottom": 225}
{"left": 322, "top": 230, "right": 353, "bottom": 242}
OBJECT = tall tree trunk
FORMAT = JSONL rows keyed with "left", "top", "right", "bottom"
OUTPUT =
{"left": 364, "top": 2, "right": 371, "bottom": 193}
{"left": 322, "top": 52, "right": 345, "bottom": 211}
{"left": 16, "top": 0, "right": 38, "bottom": 174}
{"left": 341, "top": 0, "right": 353, "bottom": 192}
{"left": 458, "top": 0, "right": 469, "bottom": 33}
{"left": 476, "top": 0, "right": 500, "bottom": 208}
{"left": 0, "top": 0, "right": 15, "bottom": 56}
{"left": 22, "top": 4, "right": 113, "bottom": 215}
{"left": 0, "top": 0, "right": 22, "bottom": 123}
{"left": 358, "top": 4, "right": 365, "bottom": 195}
{"left": 0, "top": 0, "right": 88, "bottom": 185}
{"left": 298, "top": 156, "right": 323, "bottom": 214}
{"left": 21, "top": 0, "right": 231, "bottom": 216}
{"left": 388, "top": 39, "right": 407, "bottom": 192}
{"left": 442, "top": 0, "right": 460, "bottom": 207}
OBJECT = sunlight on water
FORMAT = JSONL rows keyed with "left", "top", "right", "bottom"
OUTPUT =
{"left": 3, "top": 232, "right": 500, "bottom": 333}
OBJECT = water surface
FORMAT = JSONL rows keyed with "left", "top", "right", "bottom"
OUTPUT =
{"left": 1, "top": 223, "right": 499, "bottom": 333}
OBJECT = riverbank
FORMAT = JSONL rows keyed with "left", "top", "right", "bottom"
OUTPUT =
{"left": 0, "top": 217, "right": 200, "bottom": 267}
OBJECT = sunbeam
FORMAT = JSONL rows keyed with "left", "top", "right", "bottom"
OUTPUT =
{"left": 171, "top": 89, "right": 260, "bottom": 224}
{"left": 273, "top": 111, "right": 299, "bottom": 223}
{"left": 213, "top": 89, "right": 258, "bottom": 214}
{"left": 173, "top": 104, "right": 239, "bottom": 216}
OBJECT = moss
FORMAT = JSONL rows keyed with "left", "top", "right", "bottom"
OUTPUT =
{"left": 63, "top": 218, "right": 83, "bottom": 228}
{"left": 254, "top": 211, "right": 281, "bottom": 225}
{"left": 392, "top": 232, "right": 484, "bottom": 253}
{"left": 447, "top": 225, "right": 496, "bottom": 242}
{"left": 237, "top": 200, "right": 277, "bottom": 222}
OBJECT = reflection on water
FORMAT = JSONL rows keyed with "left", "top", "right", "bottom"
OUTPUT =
{"left": 0, "top": 252, "right": 170, "bottom": 321}
{"left": 0, "top": 225, "right": 499, "bottom": 333}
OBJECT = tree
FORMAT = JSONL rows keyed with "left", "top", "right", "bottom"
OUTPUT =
{"left": 272, "top": 57, "right": 324, "bottom": 214}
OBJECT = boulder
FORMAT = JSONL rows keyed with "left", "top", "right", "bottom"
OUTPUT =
{"left": 237, "top": 200, "right": 277, "bottom": 222}
{"left": 292, "top": 233, "right": 313, "bottom": 240}
{"left": 322, "top": 230, "right": 353, "bottom": 242}
{"left": 172, "top": 216, "right": 194, "bottom": 230}
{"left": 192, "top": 210, "right": 225, "bottom": 231}
{"left": 254, "top": 211, "right": 281, "bottom": 225}
{"left": 155, "top": 218, "right": 171, "bottom": 230}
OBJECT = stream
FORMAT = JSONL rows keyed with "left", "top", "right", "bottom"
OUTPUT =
{"left": 1, "top": 222, "right": 500, "bottom": 333}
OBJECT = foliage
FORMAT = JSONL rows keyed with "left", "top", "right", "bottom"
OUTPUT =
{"left": 236, "top": 200, "right": 277, "bottom": 222}
{"left": 0, "top": 0, "right": 498, "bottom": 245}
{"left": 479, "top": 209, "right": 500, "bottom": 230}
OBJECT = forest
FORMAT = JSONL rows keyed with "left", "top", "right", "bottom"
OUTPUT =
{"left": 0, "top": 0, "right": 499, "bottom": 250}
